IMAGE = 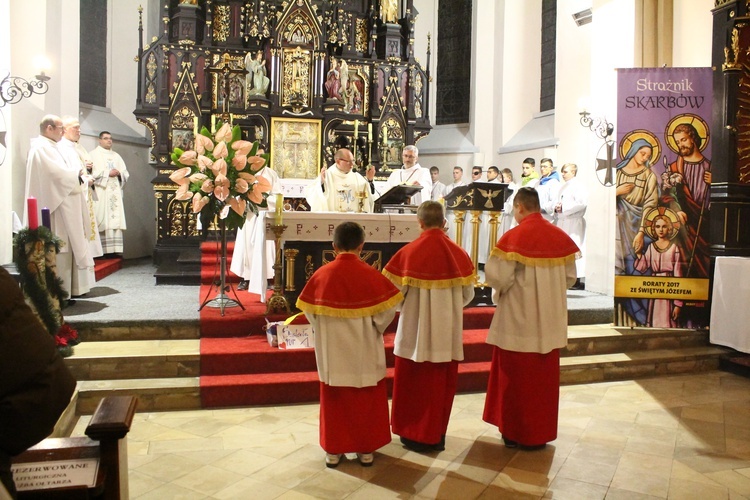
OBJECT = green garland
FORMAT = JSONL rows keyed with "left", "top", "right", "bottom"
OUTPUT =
{"left": 13, "top": 227, "right": 67, "bottom": 340}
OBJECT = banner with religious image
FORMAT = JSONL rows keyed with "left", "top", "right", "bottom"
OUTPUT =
{"left": 614, "top": 67, "right": 712, "bottom": 329}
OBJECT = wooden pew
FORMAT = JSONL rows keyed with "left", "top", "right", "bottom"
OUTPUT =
{"left": 11, "top": 396, "right": 137, "bottom": 499}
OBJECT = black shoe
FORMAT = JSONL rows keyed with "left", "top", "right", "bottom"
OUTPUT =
{"left": 237, "top": 280, "right": 249, "bottom": 291}
{"left": 570, "top": 278, "right": 585, "bottom": 290}
{"left": 432, "top": 435, "right": 446, "bottom": 451}
{"left": 400, "top": 436, "right": 432, "bottom": 452}
{"left": 503, "top": 438, "right": 518, "bottom": 448}
{"left": 65, "top": 299, "right": 77, "bottom": 308}
{"left": 520, "top": 443, "right": 547, "bottom": 451}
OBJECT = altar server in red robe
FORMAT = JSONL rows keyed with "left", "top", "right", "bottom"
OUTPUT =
{"left": 483, "top": 187, "right": 579, "bottom": 449}
{"left": 383, "top": 201, "right": 475, "bottom": 451}
{"left": 296, "top": 221, "right": 403, "bottom": 468}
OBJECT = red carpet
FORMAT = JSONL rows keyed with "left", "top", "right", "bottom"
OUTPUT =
{"left": 94, "top": 257, "right": 122, "bottom": 281}
{"left": 198, "top": 240, "right": 496, "bottom": 408}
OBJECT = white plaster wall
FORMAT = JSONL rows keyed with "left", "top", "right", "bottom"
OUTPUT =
{"left": 4, "top": 0, "right": 154, "bottom": 264}
{"left": 673, "top": 0, "right": 713, "bottom": 67}
{"left": 555, "top": 0, "right": 599, "bottom": 292}
{"left": 500, "top": 1, "right": 542, "bottom": 148}
{"left": 0, "top": 0, "right": 11, "bottom": 264}
{"left": 6, "top": 0, "right": 64, "bottom": 264}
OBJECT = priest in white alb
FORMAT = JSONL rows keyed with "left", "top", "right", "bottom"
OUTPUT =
{"left": 90, "top": 131, "right": 129, "bottom": 255}
{"left": 59, "top": 117, "right": 103, "bottom": 268}
{"left": 230, "top": 153, "right": 281, "bottom": 300}
{"left": 25, "top": 115, "right": 94, "bottom": 298}
{"left": 305, "top": 148, "right": 376, "bottom": 212}
{"left": 383, "top": 145, "right": 431, "bottom": 205}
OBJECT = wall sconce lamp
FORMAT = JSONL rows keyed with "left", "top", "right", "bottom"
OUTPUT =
{"left": 579, "top": 110, "right": 614, "bottom": 140}
{"left": 0, "top": 57, "right": 52, "bottom": 107}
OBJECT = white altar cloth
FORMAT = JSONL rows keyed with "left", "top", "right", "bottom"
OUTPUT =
{"left": 710, "top": 256, "right": 750, "bottom": 353}
{"left": 264, "top": 211, "right": 419, "bottom": 243}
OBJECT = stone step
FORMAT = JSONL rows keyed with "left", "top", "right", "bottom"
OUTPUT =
{"left": 560, "top": 345, "right": 730, "bottom": 384}
{"left": 67, "top": 327, "right": 712, "bottom": 381}
{"left": 69, "top": 341, "right": 732, "bottom": 414}
{"left": 75, "top": 321, "right": 200, "bottom": 342}
{"left": 65, "top": 339, "right": 200, "bottom": 381}
{"left": 75, "top": 378, "right": 200, "bottom": 414}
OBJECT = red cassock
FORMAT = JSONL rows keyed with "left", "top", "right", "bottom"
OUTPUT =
{"left": 483, "top": 348, "right": 560, "bottom": 446}
{"left": 384, "top": 228, "right": 475, "bottom": 446}
{"left": 297, "top": 253, "right": 403, "bottom": 454}
{"left": 482, "top": 212, "right": 579, "bottom": 446}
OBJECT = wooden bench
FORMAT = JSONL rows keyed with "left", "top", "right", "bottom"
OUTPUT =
{"left": 11, "top": 396, "right": 137, "bottom": 499}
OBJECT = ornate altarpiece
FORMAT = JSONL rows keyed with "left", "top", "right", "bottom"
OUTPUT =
{"left": 133, "top": 0, "right": 432, "bottom": 283}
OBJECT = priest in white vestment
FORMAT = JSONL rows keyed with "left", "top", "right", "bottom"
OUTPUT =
{"left": 90, "top": 131, "right": 129, "bottom": 254}
{"left": 383, "top": 145, "right": 431, "bottom": 206}
{"left": 230, "top": 165, "right": 281, "bottom": 300}
{"left": 444, "top": 166, "right": 466, "bottom": 243}
{"left": 305, "top": 148, "right": 376, "bottom": 212}
{"left": 554, "top": 163, "right": 588, "bottom": 284}
{"left": 60, "top": 117, "right": 103, "bottom": 266}
{"left": 24, "top": 115, "right": 94, "bottom": 298}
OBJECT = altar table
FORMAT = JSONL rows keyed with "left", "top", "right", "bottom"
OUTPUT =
{"left": 265, "top": 212, "right": 420, "bottom": 306}
{"left": 710, "top": 256, "right": 750, "bottom": 353}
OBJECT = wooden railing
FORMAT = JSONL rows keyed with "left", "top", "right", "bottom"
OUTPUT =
{"left": 11, "top": 396, "right": 137, "bottom": 499}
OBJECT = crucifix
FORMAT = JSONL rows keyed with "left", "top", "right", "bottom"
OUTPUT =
{"left": 207, "top": 54, "right": 248, "bottom": 124}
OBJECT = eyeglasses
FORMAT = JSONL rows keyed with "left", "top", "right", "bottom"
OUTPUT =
{"left": 338, "top": 158, "right": 353, "bottom": 164}
{"left": 472, "top": 172, "right": 481, "bottom": 176}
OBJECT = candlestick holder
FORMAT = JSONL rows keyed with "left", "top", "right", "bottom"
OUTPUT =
{"left": 266, "top": 223, "right": 292, "bottom": 315}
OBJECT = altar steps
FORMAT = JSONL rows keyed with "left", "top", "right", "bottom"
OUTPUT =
{"left": 67, "top": 323, "right": 731, "bottom": 413}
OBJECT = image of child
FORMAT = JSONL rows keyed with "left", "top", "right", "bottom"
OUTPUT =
{"left": 634, "top": 210, "right": 684, "bottom": 328}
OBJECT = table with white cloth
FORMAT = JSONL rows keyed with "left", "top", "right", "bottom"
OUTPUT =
{"left": 710, "top": 256, "right": 750, "bottom": 353}
{"left": 264, "top": 211, "right": 420, "bottom": 306}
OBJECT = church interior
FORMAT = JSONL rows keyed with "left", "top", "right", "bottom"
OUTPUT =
{"left": 3, "top": 0, "right": 750, "bottom": 498}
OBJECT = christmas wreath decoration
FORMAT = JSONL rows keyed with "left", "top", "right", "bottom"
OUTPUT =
{"left": 13, "top": 227, "right": 79, "bottom": 357}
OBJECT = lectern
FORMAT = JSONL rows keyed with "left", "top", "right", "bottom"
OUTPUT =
{"left": 444, "top": 182, "right": 510, "bottom": 304}
{"left": 374, "top": 185, "right": 423, "bottom": 213}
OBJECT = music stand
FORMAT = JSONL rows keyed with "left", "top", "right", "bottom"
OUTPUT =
{"left": 374, "top": 185, "right": 423, "bottom": 213}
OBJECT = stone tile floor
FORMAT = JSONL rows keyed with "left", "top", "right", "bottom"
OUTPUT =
{"left": 72, "top": 371, "right": 750, "bottom": 499}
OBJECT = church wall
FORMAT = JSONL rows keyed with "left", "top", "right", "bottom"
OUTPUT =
{"left": 499, "top": 0, "right": 542, "bottom": 150}
{"left": 672, "top": 0, "right": 712, "bottom": 67}
{"left": 6, "top": 0, "right": 64, "bottom": 264}
{"left": 3, "top": 0, "right": 156, "bottom": 264}
{"left": 86, "top": 0, "right": 154, "bottom": 259}
{"left": 411, "top": 0, "right": 475, "bottom": 184}
{"left": 0, "top": 0, "right": 11, "bottom": 264}
{"left": 555, "top": 0, "right": 603, "bottom": 294}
